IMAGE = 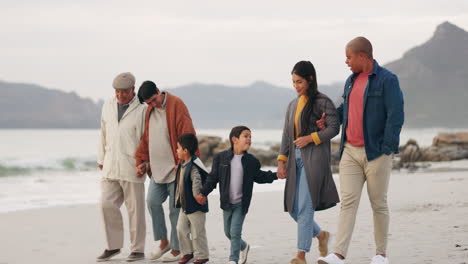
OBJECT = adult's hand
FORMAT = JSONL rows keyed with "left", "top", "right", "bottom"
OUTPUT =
{"left": 98, "top": 164, "right": 103, "bottom": 170}
{"left": 195, "top": 194, "right": 207, "bottom": 205}
{"left": 316, "top": 113, "right": 326, "bottom": 131}
{"left": 136, "top": 163, "right": 147, "bottom": 178}
{"left": 277, "top": 161, "right": 287, "bottom": 179}
{"left": 293, "top": 136, "right": 312, "bottom": 148}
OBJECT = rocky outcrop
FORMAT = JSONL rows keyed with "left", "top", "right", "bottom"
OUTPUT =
{"left": 399, "top": 132, "right": 468, "bottom": 165}
{"left": 201, "top": 132, "right": 468, "bottom": 172}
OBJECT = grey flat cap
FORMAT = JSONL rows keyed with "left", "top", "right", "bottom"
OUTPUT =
{"left": 112, "top": 72, "right": 136, "bottom": 89}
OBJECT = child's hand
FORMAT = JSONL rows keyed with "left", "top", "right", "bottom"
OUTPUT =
{"left": 195, "top": 194, "right": 207, "bottom": 205}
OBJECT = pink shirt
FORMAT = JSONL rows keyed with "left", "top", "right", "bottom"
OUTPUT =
{"left": 346, "top": 72, "right": 370, "bottom": 147}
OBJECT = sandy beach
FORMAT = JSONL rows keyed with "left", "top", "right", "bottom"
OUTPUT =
{"left": 1, "top": 161, "right": 468, "bottom": 264}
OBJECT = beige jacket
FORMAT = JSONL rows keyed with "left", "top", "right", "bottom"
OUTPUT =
{"left": 97, "top": 96, "right": 147, "bottom": 183}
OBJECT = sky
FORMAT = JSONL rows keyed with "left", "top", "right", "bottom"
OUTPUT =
{"left": 2, "top": 0, "right": 468, "bottom": 101}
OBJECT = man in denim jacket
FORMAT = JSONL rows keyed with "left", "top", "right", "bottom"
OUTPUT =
{"left": 318, "top": 37, "right": 404, "bottom": 264}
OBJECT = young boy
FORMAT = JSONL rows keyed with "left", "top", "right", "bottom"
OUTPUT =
{"left": 174, "top": 133, "right": 210, "bottom": 264}
{"left": 196, "top": 126, "right": 278, "bottom": 264}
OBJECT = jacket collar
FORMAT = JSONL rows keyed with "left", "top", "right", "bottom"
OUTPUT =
{"left": 227, "top": 148, "right": 248, "bottom": 160}
{"left": 112, "top": 95, "right": 139, "bottom": 121}
{"left": 147, "top": 91, "right": 171, "bottom": 114}
{"left": 350, "top": 59, "right": 381, "bottom": 81}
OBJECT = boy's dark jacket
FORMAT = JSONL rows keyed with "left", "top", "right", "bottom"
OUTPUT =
{"left": 200, "top": 149, "right": 277, "bottom": 214}
{"left": 175, "top": 156, "right": 209, "bottom": 214}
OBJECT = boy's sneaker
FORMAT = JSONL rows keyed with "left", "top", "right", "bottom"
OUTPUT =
{"left": 97, "top": 249, "right": 121, "bottom": 262}
{"left": 179, "top": 254, "right": 194, "bottom": 264}
{"left": 370, "top": 255, "right": 389, "bottom": 264}
{"left": 194, "top": 259, "right": 209, "bottom": 264}
{"left": 149, "top": 244, "right": 170, "bottom": 260}
{"left": 240, "top": 243, "right": 250, "bottom": 264}
{"left": 317, "top": 253, "right": 344, "bottom": 264}
{"left": 126, "top": 252, "right": 144, "bottom": 262}
{"left": 161, "top": 250, "right": 182, "bottom": 262}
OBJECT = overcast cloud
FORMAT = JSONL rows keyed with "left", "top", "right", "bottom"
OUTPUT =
{"left": 1, "top": 0, "right": 468, "bottom": 100}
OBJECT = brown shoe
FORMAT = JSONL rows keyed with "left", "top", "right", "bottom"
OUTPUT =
{"left": 290, "top": 257, "right": 307, "bottom": 264}
{"left": 318, "top": 230, "right": 330, "bottom": 257}
{"left": 126, "top": 252, "right": 144, "bottom": 262}
{"left": 179, "top": 254, "right": 194, "bottom": 264}
{"left": 193, "top": 259, "right": 209, "bottom": 264}
{"left": 96, "top": 249, "right": 121, "bottom": 262}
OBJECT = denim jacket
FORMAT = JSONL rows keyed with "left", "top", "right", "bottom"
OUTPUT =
{"left": 337, "top": 60, "right": 404, "bottom": 161}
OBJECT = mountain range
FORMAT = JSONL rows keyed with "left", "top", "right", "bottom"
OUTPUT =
{"left": 0, "top": 21, "right": 466, "bottom": 129}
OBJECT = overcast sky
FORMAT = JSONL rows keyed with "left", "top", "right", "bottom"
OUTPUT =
{"left": 2, "top": 0, "right": 468, "bottom": 101}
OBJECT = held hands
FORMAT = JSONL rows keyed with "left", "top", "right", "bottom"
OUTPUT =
{"left": 316, "top": 113, "right": 326, "bottom": 131}
{"left": 277, "top": 161, "right": 287, "bottom": 179}
{"left": 195, "top": 194, "right": 207, "bottom": 205}
{"left": 136, "top": 163, "right": 148, "bottom": 178}
{"left": 98, "top": 164, "right": 103, "bottom": 170}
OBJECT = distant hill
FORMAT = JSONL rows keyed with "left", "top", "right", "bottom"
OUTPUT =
{"left": 169, "top": 81, "right": 292, "bottom": 128}
{"left": 1, "top": 21, "right": 467, "bottom": 129}
{"left": 0, "top": 81, "right": 102, "bottom": 128}
{"left": 169, "top": 81, "right": 343, "bottom": 129}
{"left": 385, "top": 21, "right": 468, "bottom": 127}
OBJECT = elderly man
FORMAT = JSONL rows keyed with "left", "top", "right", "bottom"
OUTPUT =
{"left": 97, "top": 72, "right": 147, "bottom": 262}
{"left": 135, "top": 80, "right": 198, "bottom": 262}
{"left": 318, "top": 37, "right": 404, "bottom": 264}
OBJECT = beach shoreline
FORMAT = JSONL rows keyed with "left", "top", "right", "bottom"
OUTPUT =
{"left": 1, "top": 163, "right": 468, "bottom": 264}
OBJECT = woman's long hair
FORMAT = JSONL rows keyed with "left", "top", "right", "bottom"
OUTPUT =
{"left": 291, "top": 61, "right": 320, "bottom": 136}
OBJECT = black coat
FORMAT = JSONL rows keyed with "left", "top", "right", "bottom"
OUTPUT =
{"left": 201, "top": 149, "right": 277, "bottom": 214}
{"left": 174, "top": 156, "right": 209, "bottom": 214}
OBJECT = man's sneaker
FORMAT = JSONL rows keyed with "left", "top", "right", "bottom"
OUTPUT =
{"left": 370, "top": 255, "right": 389, "bottom": 264}
{"left": 318, "top": 231, "right": 330, "bottom": 257}
{"left": 317, "top": 253, "right": 345, "bottom": 264}
{"left": 194, "top": 259, "right": 209, "bottom": 264}
{"left": 126, "top": 252, "right": 145, "bottom": 262}
{"left": 179, "top": 254, "right": 194, "bottom": 264}
{"left": 96, "top": 249, "right": 121, "bottom": 262}
{"left": 149, "top": 244, "right": 170, "bottom": 260}
{"left": 240, "top": 243, "right": 250, "bottom": 264}
{"left": 161, "top": 250, "right": 182, "bottom": 262}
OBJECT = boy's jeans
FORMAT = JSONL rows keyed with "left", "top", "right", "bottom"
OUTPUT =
{"left": 289, "top": 146, "right": 321, "bottom": 252}
{"left": 147, "top": 180, "right": 180, "bottom": 250}
{"left": 223, "top": 202, "right": 247, "bottom": 262}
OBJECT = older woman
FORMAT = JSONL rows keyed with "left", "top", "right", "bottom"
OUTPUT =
{"left": 277, "top": 61, "right": 340, "bottom": 264}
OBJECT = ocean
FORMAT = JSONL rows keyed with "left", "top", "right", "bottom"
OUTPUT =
{"left": 0, "top": 127, "right": 466, "bottom": 213}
